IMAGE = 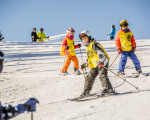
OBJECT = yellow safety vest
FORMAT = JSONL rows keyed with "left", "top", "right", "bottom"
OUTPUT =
{"left": 119, "top": 31, "right": 133, "bottom": 51}
{"left": 37, "top": 31, "right": 47, "bottom": 42}
{"left": 60, "top": 38, "right": 76, "bottom": 56}
{"left": 86, "top": 41, "right": 110, "bottom": 69}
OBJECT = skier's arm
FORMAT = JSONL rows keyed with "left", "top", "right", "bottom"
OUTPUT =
{"left": 43, "top": 33, "right": 47, "bottom": 39}
{"left": 92, "top": 43, "right": 108, "bottom": 66}
{"left": 131, "top": 35, "right": 136, "bottom": 48}
{"left": 62, "top": 38, "right": 67, "bottom": 49}
{"left": 115, "top": 32, "right": 121, "bottom": 50}
{"left": 31, "top": 32, "right": 34, "bottom": 39}
{"left": 37, "top": 32, "right": 40, "bottom": 39}
{"left": 109, "top": 29, "right": 113, "bottom": 36}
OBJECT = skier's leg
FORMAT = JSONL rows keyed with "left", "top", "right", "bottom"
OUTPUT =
{"left": 99, "top": 64, "right": 113, "bottom": 90}
{"left": 118, "top": 51, "right": 128, "bottom": 73}
{"left": 72, "top": 55, "right": 79, "bottom": 71}
{"left": 129, "top": 51, "right": 141, "bottom": 70}
{"left": 61, "top": 55, "right": 72, "bottom": 73}
{"left": 81, "top": 68, "right": 98, "bottom": 96}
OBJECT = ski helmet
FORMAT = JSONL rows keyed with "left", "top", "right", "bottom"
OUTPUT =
{"left": 120, "top": 20, "right": 128, "bottom": 28}
{"left": 79, "top": 30, "right": 91, "bottom": 41}
{"left": 66, "top": 27, "right": 75, "bottom": 34}
{"left": 112, "top": 25, "right": 115, "bottom": 28}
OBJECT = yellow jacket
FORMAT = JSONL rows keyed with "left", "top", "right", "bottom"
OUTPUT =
{"left": 37, "top": 31, "right": 47, "bottom": 42}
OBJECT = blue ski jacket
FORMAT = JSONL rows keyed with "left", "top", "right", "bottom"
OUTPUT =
{"left": 109, "top": 28, "right": 116, "bottom": 37}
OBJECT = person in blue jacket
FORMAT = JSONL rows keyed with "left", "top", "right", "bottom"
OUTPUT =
{"left": 107, "top": 25, "right": 116, "bottom": 40}
{"left": 0, "top": 98, "right": 39, "bottom": 120}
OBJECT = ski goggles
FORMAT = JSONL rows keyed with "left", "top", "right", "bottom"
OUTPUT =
{"left": 67, "top": 28, "right": 75, "bottom": 33}
{"left": 79, "top": 33, "right": 87, "bottom": 38}
{"left": 120, "top": 23, "right": 128, "bottom": 27}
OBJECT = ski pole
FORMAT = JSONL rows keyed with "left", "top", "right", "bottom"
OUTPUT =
{"left": 107, "top": 35, "right": 109, "bottom": 40}
{"left": 31, "top": 111, "right": 33, "bottom": 120}
{"left": 63, "top": 48, "right": 67, "bottom": 64}
{"left": 79, "top": 48, "right": 86, "bottom": 79}
{"left": 103, "top": 66, "right": 140, "bottom": 90}
{"left": 109, "top": 53, "right": 120, "bottom": 69}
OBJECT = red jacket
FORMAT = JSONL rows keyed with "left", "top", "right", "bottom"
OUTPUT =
{"left": 62, "top": 36, "right": 79, "bottom": 55}
{"left": 115, "top": 29, "right": 136, "bottom": 51}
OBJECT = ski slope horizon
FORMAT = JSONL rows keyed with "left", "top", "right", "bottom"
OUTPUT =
{"left": 0, "top": 39, "right": 150, "bottom": 120}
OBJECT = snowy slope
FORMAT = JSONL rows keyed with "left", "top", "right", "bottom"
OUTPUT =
{"left": 0, "top": 39, "right": 150, "bottom": 120}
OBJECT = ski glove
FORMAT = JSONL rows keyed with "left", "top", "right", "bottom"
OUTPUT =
{"left": 98, "top": 61, "right": 103, "bottom": 67}
{"left": 117, "top": 49, "right": 122, "bottom": 54}
{"left": 132, "top": 47, "right": 136, "bottom": 52}
{"left": 78, "top": 44, "right": 81, "bottom": 48}
{"left": 81, "top": 63, "right": 87, "bottom": 70}
{"left": 66, "top": 46, "right": 69, "bottom": 50}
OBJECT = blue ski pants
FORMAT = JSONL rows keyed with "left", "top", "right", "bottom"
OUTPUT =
{"left": 118, "top": 51, "right": 141, "bottom": 73}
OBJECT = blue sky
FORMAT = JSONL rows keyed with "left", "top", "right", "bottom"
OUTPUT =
{"left": 0, "top": 0, "right": 150, "bottom": 42}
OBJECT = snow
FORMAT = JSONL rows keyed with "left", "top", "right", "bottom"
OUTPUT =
{"left": 0, "top": 39, "right": 150, "bottom": 120}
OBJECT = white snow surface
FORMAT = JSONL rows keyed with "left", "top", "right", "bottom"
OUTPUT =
{"left": 0, "top": 39, "right": 150, "bottom": 120}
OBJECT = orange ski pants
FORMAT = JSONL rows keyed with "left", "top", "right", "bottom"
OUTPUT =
{"left": 61, "top": 55, "right": 79, "bottom": 73}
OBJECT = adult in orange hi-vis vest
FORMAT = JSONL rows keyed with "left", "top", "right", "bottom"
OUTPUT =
{"left": 60, "top": 27, "right": 81, "bottom": 75}
{"left": 115, "top": 20, "right": 142, "bottom": 76}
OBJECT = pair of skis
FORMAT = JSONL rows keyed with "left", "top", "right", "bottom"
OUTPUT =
{"left": 68, "top": 92, "right": 121, "bottom": 102}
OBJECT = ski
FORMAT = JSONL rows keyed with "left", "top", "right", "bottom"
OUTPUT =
{"left": 110, "top": 73, "right": 149, "bottom": 78}
{"left": 126, "top": 73, "right": 149, "bottom": 78}
{"left": 68, "top": 92, "right": 121, "bottom": 102}
{"left": 59, "top": 72, "right": 88, "bottom": 76}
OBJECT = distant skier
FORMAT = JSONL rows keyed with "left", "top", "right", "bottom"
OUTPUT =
{"left": 79, "top": 30, "right": 114, "bottom": 97}
{"left": 37, "top": 28, "right": 49, "bottom": 42}
{"left": 0, "top": 51, "right": 4, "bottom": 73}
{"left": 0, "top": 98, "right": 39, "bottom": 120}
{"left": 115, "top": 20, "right": 142, "bottom": 76}
{"left": 31, "top": 28, "right": 38, "bottom": 42}
{"left": 60, "top": 27, "right": 81, "bottom": 75}
{"left": 107, "top": 25, "right": 116, "bottom": 40}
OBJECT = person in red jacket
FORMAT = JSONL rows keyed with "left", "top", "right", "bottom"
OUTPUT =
{"left": 60, "top": 27, "right": 81, "bottom": 75}
{"left": 115, "top": 20, "right": 142, "bottom": 76}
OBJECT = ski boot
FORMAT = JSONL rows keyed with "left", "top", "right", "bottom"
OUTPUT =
{"left": 118, "top": 72, "right": 126, "bottom": 78}
{"left": 59, "top": 71, "right": 69, "bottom": 75}
{"left": 80, "top": 91, "right": 90, "bottom": 98}
{"left": 74, "top": 70, "right": 81, "bottom": 75}
{"left": 101, "top": 89, "right": 115, "bottom": 96}
{"left": 136, "top": 69, "right": 142, "bottom": 75}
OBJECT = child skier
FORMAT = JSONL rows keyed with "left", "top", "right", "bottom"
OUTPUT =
{"left": 79, "top": 30, "right": 114, "bottom": 97}
{"left": 60, "top": 27, "right": 81, "bottom": 75}
{"left": 107, "top": 25, "right": 116, "bottom": 40}
{"left": 115, "top": 20, "right": 142, "bottom": 76}
{"left": 0, "top": 98, "right": 39, "bottom": 119}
